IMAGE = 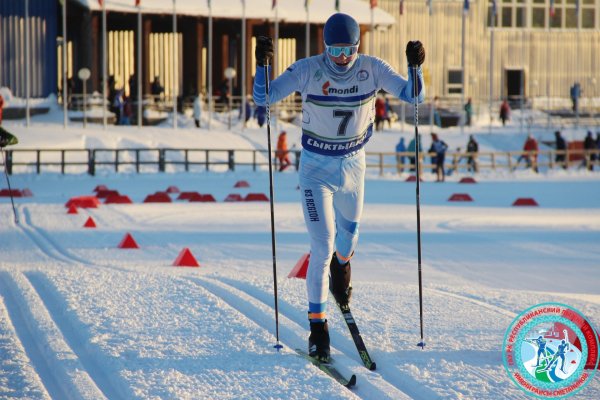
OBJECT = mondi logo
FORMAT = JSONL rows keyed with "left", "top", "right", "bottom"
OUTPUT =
{"left": 321, "top": 81, "right": 358, "bottom": 96}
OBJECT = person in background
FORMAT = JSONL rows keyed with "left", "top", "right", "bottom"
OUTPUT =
{"left": 254, "top": 105, "right": 266, "bottom": 127}
{"left": 375, "top": 95, "right": 385, "bottom": 131}
{"left": 432, "top": 95, "right": 441, "bottom": 127}
{"left": 276, "top": 131, "right": 291, "bottom": 171}
{"left": 239, "top": 97, "right": 252, "bottom": 127}
{"left": 151, "top": 76, "right": 164, "bottom": 98}
{"left": 252, "top": 13, "right": 425, "bottom": 362}
{"left": 499, "top": 99, "right": 510, "bottom": 126}
{"left": 554, "top": 130, "right": 567, "bottom": 169}
{"left": 515, "top": 134, "right": 539, "bottom": 173}
{"left": 570, "top": 82, "right": 581, "bottom": 113}
{"left": 121, "top": 96, "right": 133, "bottom": 125}
{"left": 466, "top": 135, "right": 479, "bottom": 173}
{"left": 0, "top": 93, "right": 4, "bottom": 125}
{"left": 464, "top": 97, "right": 473, "bottom": 126}
{"left": 113, "top": 89, "right": 124, "bottom": 125}
{"left": 407, "top": 134, "right": 423, "bottom": 173}
{"left": 583, "top": 131, "right": 596, "bottom": 171}
{"left": 193, "top": 92, "right": 203, "bottom": 128}
{"left": 395, "top": 137, "right": 406, "bottom": 174}
{"left": 431, "top": 133, "right": 448, "bottom": 182}
{"left": 384, "top": 96, "right": 393, "bottom": 129}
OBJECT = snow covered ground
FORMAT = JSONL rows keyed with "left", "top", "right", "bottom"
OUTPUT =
{"left": 0, "top": 107, "right": 599, "bottom": 399}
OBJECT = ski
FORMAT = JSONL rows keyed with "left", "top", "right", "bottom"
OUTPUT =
{"left": 334, "top": 301, "right": 377, "bottom": 371}
{"left": 295, "top": 349, "right": 357, "bottom": 388}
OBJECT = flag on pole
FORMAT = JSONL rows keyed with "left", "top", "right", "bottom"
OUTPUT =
{"left": 135, "top": 0, "right": 141, "bottom": 6}
{"left": 463, "top": 0, "right": 469, "bottom": 13}
{"left": 335, "top": 0, "right": 340, "bottom": 12}
{"left": 400, "top": 0, "right": 404, "bottom": 15}
{"left": 426, "top": 0, "right": 432, "bottom": 16}
{"left": 272, "top": 0, "right": 277, "bottom": 8}
{"left": 98, "top": 0, "right": 103, "bottom": 6}
{"left": 549, "top": 0, "right": 555, "bottom": 18}
{"left": 370, "top": 0, "right": 377, "bottom": 8}
{"left": 305, "top": 0, "right": 311, "bottom": 9}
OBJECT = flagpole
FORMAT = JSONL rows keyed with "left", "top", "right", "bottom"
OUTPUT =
{"left": 102, "top": 0, "right": 107, "bottom": 129}
{"left": 519, "top": 4, "right": 524, "bottom": 136}
{"left": 370, "top": 6, "right": 374, "bottom": 56}
{"left": 274, "top": 1, "right": 279, "bottom": 135}
{"left": 137, "top": 1, "right": 142, "bottom": 128}
{"left": 208, "top": 1, "right": 213, "bottom": 130}
{"left": 241, "top": 0, "right": 247, "bottom": 129}
{"left": 62, "top": 0, "right": 68, "bottom": 128}
{"left": 576, "top": 0, "right": 580, "bottom": 130}
{"left": 489, "top": 1, "right": 495, "bottom": 135}
{"left": 25, "top": 0, "right": 30, "bottom": 127}
{"left": 460, "top": 0, "right": 467, "bottom": 135}
{"left": 429, "top": 0, "right": 434, "bottom": 134}
{"left": 305, "top": 2, "right": 310, "bottom": 58}
{"left": 172, "top": 0, "right": 177, "bottom": 131}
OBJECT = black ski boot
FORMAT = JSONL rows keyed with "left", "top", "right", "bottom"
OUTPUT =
{"left": 329, "top": 253, "right": 352, "bottom": 306}
{"left": 308, "top": 321, "right": 330, "bottom": 363}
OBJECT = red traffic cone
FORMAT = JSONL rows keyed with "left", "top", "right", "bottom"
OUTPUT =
{"left": 83, "top": 216, "right": 96, "bottom": 228}
{"left": 67, "top": 205, "right": 78, "bottom": 214}
{"left": 173, "top": 247, "right": 200, "bottom": 267}
{"left": 288, "top": 253, "right": 309, "bottom": 279}
{"left": 118, "top": 233, "right": 139, "bottom": 249}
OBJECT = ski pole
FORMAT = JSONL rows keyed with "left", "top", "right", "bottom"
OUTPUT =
{"left": 0, "top": 148, "right": 18, "bottom": 224}
{"left": 264, "top": 60, "right": 283, "bottom": 351}
{"left": 412, "top": 65, "right": 425, "bottom": 349}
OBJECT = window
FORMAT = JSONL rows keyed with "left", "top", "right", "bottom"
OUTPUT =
{"left": 447, "top": 69, "right": 463, "bottom": 95}
{"left": 488, "top": 0, "right": 598, "bottom": 29}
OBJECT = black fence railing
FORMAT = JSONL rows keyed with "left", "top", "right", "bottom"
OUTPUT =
{"left": 1, "top": 148, "right": 599, "bottom": 176}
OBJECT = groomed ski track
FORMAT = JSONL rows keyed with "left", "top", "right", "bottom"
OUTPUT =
{"left": 2, "top": 189, "right": 599, "bottom": 399}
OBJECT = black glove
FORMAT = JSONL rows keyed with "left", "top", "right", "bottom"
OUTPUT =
{"left": 406, "top": 41, "right": 425, "bottom": 67}
{"left": 255, "top": 36, "right": 274, "bottom": 67}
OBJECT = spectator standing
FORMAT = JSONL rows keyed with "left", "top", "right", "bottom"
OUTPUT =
{"left": 395, "top": 137, "right": 406, "bottom": 174}
{"left": 121, "top": 96, "right": 133, "bottom": 125}
{"left": 384, "top": 97, "right": 393, "bottom": 128}
{"left": 554, "top": 130, "right": 567, "bottom": 169}
{"left": 407, "top": 134, "right": 423, "bottom": 173}
{"left": 0, "top": 93, "right": 4, "bottom": 125}
{"left": 113, "top": 90, "right": 124, "bottom": 125}
{"left": 570, "top": 82, "right": 581, "bottom": 113}
{"left": 254, "top": 105, "right": 266, "bottom": 127}
{"left": 515, "top": 134, "right": 539, "bottom": 172}
{"left": 431, "top": 133, "right": 448, "bottom": 182}
{"left": 375, "top": 96, "right": 386, "bottom": 131}
{"left": 276, "top": 131, "right": 291, "bottom": 171}
{"left": 499, "top": 99, "right": 511, "bottom": 126}
{"left": 151, "top": 76, "right": 164, "bottom": 97}
{"left": 432, "top": 96, "right": 441, "bottom": 127}
{"left": 466, "top": 135, "right": 479, "bottom": 173}
{"left": 193, "top": 93, "right": 203, "bottom": 128}
{"left": 464, "top": 97, "right": 473, "bottom": 126}
{"left": 583, "top": 131, "right": 596, "bottom": 171}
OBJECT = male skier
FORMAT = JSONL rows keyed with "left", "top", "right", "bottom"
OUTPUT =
{"left": 253, "top": 13, "right": 425, "bottom": 362}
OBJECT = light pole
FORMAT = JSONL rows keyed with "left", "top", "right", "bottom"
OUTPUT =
{"left": 224, "top": 67, "right": 237, "bottom": 130}
{"left": 78, "top": 68, "right": 91, "bottom": 128}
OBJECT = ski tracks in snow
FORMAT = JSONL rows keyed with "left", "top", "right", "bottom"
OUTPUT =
{"left": 0, "top": 270, "right": 129, "bottom": 399}
{"left": 186, "top": 275, "right": 416, "bottom": 400}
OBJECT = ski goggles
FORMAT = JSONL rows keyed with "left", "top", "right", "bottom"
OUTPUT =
{"left": 326, "top": 44, "right": 359, "bottom": 58}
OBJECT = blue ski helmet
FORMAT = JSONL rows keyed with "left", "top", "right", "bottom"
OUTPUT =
{"left": 323, "top": 13, "right": 360, "bottom": 46}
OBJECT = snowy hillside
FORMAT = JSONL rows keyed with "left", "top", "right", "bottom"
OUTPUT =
{"left": 0, "top": 108, "right": 599, "bottom": 399}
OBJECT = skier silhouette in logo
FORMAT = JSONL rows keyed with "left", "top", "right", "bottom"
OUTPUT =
{"left": 529, "top": 335, "right": 548, "bottom": 367}
{"left": 545, "top": 339, "right": 570, "bottom": 373}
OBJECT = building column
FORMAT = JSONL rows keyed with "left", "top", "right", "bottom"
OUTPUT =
{"left": 142, "top": 18, "right": 152, "bottom": 95}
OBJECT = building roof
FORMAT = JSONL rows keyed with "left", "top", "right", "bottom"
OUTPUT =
{"left": 74, "top": 0, "right": 396, "bottom": 26}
